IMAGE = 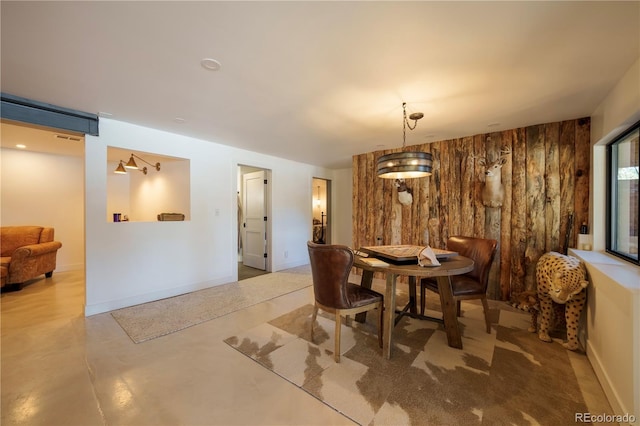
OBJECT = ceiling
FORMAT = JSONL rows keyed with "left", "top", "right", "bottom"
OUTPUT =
{"left": 1, "top": 1, "right": 638, "bottom": 169}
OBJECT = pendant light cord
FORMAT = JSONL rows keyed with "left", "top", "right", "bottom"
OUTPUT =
{"left": 403, "top": 102, "right": 418, "bottom": 150}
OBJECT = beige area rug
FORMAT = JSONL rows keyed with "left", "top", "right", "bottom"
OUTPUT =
{"left": 111, "top": 265, "right": 311, "bottom": 343}
{"left": 225, "top": 300, "right": 595, "bottom": 425}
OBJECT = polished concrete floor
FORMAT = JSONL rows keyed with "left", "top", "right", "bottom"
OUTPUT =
{"left": 1, "top": 271, "right": 613, "bottom": 426}
{"left": 1, "top": 271, "right": 354, "bottom": 426}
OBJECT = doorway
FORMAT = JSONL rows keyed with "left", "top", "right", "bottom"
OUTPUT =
{"left": 0, "top": 121, "right": 86, "bottom": 319}
{"left": 237, "top": 165, "right": 271, "bottom": 280}
{"left": 312, "top": 178, "right": 331, "bottom": 244}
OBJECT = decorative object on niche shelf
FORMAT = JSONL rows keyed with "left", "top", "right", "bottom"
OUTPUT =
{"left": 579, "top": 222, "right": 588, "bottom": 234}
{"left": 114, "top": 153, "right": 161, "bottom": 175}
{"left": 157, "top": 213, "right": 185, "bottom": 221}
{"left": 376, "top": 102, "right": 433, "bottom": 179}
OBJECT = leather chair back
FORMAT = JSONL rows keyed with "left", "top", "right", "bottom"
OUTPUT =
{"left": 447, "top": 236, "right": 498, "bottom": 291}
{"left": 307, "top": 241, "right": 354, "bottom": 309}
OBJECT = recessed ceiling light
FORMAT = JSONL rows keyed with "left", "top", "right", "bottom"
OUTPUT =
{"left": 174, "top": 117, "right": 186, "bottom": 124}
{"left": 99, "top": 111, "right": 113, "bottom": 117}
{"left": 16, "top": 144, "right": 26, "bottom": 149}
{"left": 201, "top": 58, "right": 221, "bottom": 71}
{"left": 488, "top": 122, "right": 501, "bottom": 128}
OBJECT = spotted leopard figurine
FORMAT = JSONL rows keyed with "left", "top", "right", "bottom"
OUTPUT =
{"left": 510, "top": 290, "right": 539, "bottom": 333}
{"left": 535, "top": 251, "right": 588, "bottom": 350}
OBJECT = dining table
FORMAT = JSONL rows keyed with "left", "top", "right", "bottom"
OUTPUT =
{"left": 353, "top": 247, "right": 474, "bottom": 359}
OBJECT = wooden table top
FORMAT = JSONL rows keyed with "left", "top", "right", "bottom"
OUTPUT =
{"left": 354, "top": 254, "right": 474, "bottom": 277}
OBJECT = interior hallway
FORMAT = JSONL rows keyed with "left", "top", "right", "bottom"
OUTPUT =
{"left": 0, "top": 271, "right": 352, "bottom": 425}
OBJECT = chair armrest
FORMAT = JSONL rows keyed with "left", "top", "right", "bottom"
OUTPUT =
{"left": 10, "top": 241, "right": 62, "bottom": 261}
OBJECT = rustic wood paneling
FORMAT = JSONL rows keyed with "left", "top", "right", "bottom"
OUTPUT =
{"left": 374, "top": 153, "right": 385, "bottom": 247}
{"left": 417, "top": 144, "right": 431, "bottom": 245}
{"left": 510, "top": 127, "right": 528, "bottom": 296}
{"left": 439, "top": 141, "right": 451, "bottom": 246}
{"left": 429, "top": 143, "right": 442, "bottom": 249}
{"left": 460, "top": 136, "right": 475, "bottom": 238}
{"left": 499, "top": 130, "right": 514, "bottom": 300}
{"left": 352, "top": 118, "right": 590, "bottom": 300}
{"left": 559, "top": 121, "right": 576, "bottom": 252}
{"left": 545, "top": 122, "right": 561, "bottom": 253}
{"left": 351, "top": 155, "right": 361, "bottom": 248}
{"left": 574, "top": 118, "right": 591, "bottom": 240}
{"left": 473, "top": 135, "right": 486, "bottom": 237}
{"left": 365, "top": 152, "right": 375, "bottom": 245}
{"left": 485, "top": 132, "right": 501, "bottom": 299}
{"left": 525, "top": 125, "right": 546, "bottom": 291}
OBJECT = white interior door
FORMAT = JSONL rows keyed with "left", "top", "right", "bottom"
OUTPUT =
{"left": 242, "top": 170, "right": 267, "bottom": 270}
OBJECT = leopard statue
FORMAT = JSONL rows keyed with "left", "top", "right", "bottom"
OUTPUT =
{"left": 510, "top": 290, "right": 539, "bottom": 333}
{"left": 535, "top": 251, "right": 588, "bottom": 350}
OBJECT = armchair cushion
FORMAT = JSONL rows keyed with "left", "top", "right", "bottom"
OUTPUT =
{"left": 0, "top": 226, "right": 45, "bottom": 256}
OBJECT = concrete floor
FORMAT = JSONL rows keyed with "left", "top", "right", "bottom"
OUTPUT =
{"left": 1, "top": 270, "right": 353, "bottom": 426}
{"left": 1, "top": 270, "right": 613, "bottom": 425}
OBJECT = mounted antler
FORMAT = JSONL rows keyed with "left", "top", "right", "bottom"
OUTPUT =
{"left": 476, "top": 146, "right": 511, "bottom": 208}
{"left": 394, "top": 178, "right": 413, "bottom": 206}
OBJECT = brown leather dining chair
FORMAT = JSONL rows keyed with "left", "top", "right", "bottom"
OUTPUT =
{"left": 307, "top": 241, "right": 383, "bottom": 362}
{"left": 419, "top": 236, "right": 498, "bottom": 333}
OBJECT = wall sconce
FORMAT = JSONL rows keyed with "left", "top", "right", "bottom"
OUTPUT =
{"left": 315, "top": 185, "right": 321, "bottom": 208}
{"left": 114, "top": 153, "right": 161, "bottom": 175}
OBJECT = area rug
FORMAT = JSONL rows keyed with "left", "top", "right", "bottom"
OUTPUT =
{"left": 224, "top": 300, "right": 591, "bottom": 425}
{"left": 112, "top": 265, "right": 311, "bottom": 343}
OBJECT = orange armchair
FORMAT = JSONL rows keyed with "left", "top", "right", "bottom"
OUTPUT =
{"left": 1, "top": 226, "right": 62, "bottom": 290}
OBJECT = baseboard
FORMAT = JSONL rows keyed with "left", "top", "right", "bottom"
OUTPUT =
{"left": 84, "top": 275, "right": 234, "bottom": 316}
{"left": 586, "top": 340, "right": 633, "bottom": 423}
{"left": 274, "top": 259, "right": 308, "bottom": 271}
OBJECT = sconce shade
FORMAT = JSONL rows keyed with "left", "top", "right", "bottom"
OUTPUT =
{"left": 114, "top": 153, "right": 161, "bottom": 175}
{"left": 114, "top": 161, "right": 127, "bottom": 174}
{"left": 377, "top": 151, "right": 433, "bottom": 179}
{"left": 125, "top": 155, "right": 139, "bottom": 169}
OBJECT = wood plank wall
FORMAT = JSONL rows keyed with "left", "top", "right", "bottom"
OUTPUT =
{"left": 352, "top": 118, "right": 590, "bottom": 300}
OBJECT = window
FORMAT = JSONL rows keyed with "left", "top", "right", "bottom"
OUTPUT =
{"left": 607, "top": 120, "right": 639, "bottom": 264}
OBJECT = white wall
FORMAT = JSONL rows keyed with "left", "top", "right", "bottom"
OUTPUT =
{"left": 591, "top": 57, "right": 640, "bottom": 251}
{"left": 1, "top": 148, "right": 84, "bottom": 271}
{"left": 585, "top": 56, "right": 640, "bottom": 425}
{"left": 84, "top": 118, "right": 338, "bottom": 315}
{"left": 332, "top": 168, "right": 353, "bottom": 247}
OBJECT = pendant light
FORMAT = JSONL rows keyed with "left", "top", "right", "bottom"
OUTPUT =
{"left": 376, "top": 103, "right": 433, "bottom": 179}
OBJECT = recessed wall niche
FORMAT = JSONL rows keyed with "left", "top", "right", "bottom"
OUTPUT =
{"left": 107, "top": 147, "right": 190, "bottom": 222}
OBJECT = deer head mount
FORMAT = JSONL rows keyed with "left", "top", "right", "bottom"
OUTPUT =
{"left": 476, "top": 146, "right": 511, "bottom": 208}
{"left": 394, "top": 178, "right": 413, "bottom": 206}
